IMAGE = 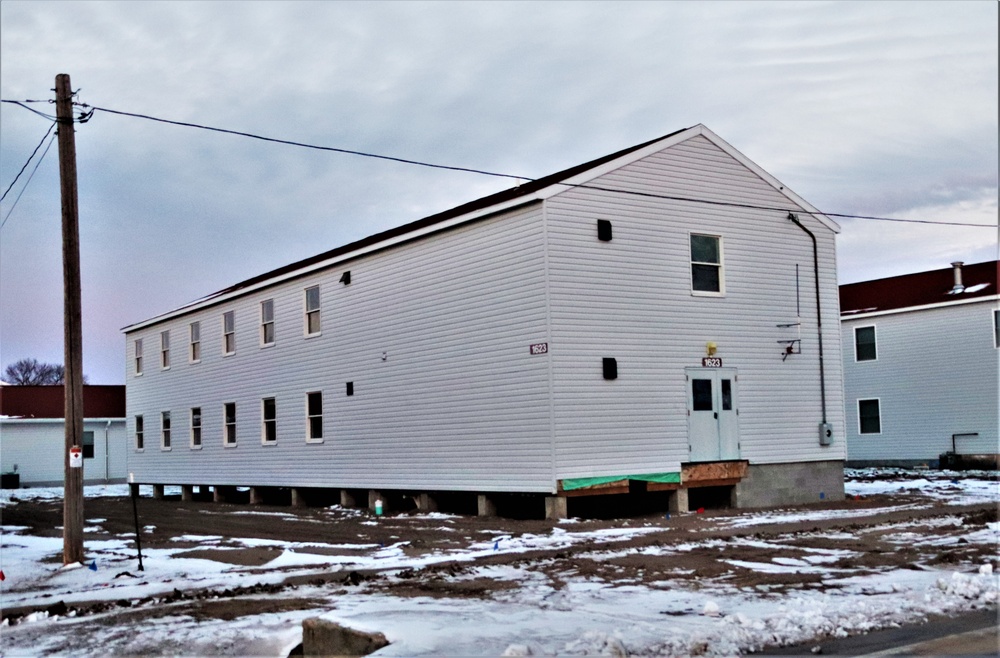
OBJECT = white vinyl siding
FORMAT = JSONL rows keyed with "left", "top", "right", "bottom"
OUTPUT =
{"left": 545, "top": 134, "right": 844, "bottom": 480}
{"left": 1, "top": 419, "right": 128, "bottom": 486}
{"left": 123, "top": 204, "right": 551, "bottom": 491}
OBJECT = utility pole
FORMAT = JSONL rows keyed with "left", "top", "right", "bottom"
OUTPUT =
{"left": 56, "top": 73, "right": 85, "bottom": 565}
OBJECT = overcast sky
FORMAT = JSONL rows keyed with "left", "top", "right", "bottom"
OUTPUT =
{"left": 1, "top": 1, "right": 997, "bottom": 385}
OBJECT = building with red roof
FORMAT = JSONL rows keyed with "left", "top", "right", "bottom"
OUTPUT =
{"left": 840, "top": 261, "right": 999, "bottom": 466}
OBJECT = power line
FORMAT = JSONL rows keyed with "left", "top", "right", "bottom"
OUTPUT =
{"left": 2, "top": 98, "right": 997, "bottom": 229}
{"left": 2, "top": 121, "right": 56, "bottom": 203}
{"left": 76, "top": 103, "right": 530, "bottom": 183}
{"left": 1, "top": 133, "right": 56, "bottom": 231}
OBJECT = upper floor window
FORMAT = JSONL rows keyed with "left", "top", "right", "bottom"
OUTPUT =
{"left": 855, "top": 326, "right": 877, "bottom": 362}
{"left": 858, "top": 398, "right": 881, "bottom": 435}
{"left": 134, "top": 339, "right": 143, "bottom": 375}
{"left": 190, "top": 321, "right": 201, "bottom": 363}
{"left": 994, "top": 309, "right": 999, "bottom": 348}
{"left": 223, "top": 311, "right": 236, "bottom": 355}
{"left": 160, "top": 330, "right": 171, "bottom": 369}
{"left": 690, "top": 233, "right": 723, "bottom": 294}
{"left": 135, "top": 415, "right": 144, "bottom": 450}
{"left": 261, "top": 299, "right": 275, "bottom": 346}
{"left": 305, "top": 286, "right": 321, "bottom": 336}
{"left": 262, "top": 397, "right": 277, "bottom": 443}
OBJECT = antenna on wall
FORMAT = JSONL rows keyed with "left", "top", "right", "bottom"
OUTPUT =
{"left": 777, "top": 264, "right": 803, "bottom": 361}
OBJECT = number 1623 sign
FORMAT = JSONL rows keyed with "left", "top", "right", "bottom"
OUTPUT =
{"left": 702, "top": 357, "right": 723, "bottom": 368}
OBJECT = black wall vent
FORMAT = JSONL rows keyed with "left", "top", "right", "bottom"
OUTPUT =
{"left": 603, "top": 357, "right": 618, "bottom": 380}
{"left": 597, "top": 219, "right": 613, "bottom": 242}
{"left": 346, "top": 382, "right": 354, "bottom": 396}
{"left": 340, "top": 271, "right": 351, "bottom": 285}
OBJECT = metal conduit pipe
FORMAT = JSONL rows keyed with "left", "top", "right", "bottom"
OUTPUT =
{"left": 788, "top": 213, "right": 828, "bottom": 425}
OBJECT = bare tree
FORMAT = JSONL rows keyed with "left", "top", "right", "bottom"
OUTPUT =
{"left": 3, "top": 358, "right": 87, "bottom": 385}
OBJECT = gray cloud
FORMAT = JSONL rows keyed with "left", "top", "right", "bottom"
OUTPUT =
{"left": 2, "top": 1, "right": 996, "bottom": 383}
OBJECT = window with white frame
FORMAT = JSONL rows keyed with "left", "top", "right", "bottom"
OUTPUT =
{"left": 224, "top": 402, "right": 237, "bottom": 445}
{"left": 190, "top": 407, "right": 202, "bottom": 448}
{"left": 261, "top": 299, "right": 275, "bottom": 346}
{"left": 690, "top": 233, "right": 723, "bottom": 294}
{"left": 262, "top": 397, "right": 277, "bottom": 443}
{"left": 858, "top": 399, "right": 881, "bottom": 435}
{"left": 160, "top": 330, "right": 170, "bottom": 369}
{"left": 135, "top": 415, "right": 144, "bottom": 450}
{"left": 305, "top": 286, "right": 321, "bottom": 335}
{"left": 223, "top": 311, "right": 235, "bottom": 355}
{"left": 161, "top": 411, "right": 172, "bottom": 449}
{"left": 190, "top": 321, "right": 201, "bottom": 362}
{"left": 855, "top": 325, "right": 877, "bottom": 361}
{"left": 134, "top": 338, "right": 143, "bottom": 375}
{"left": 306, "top": 391, "right": 323, "bottom": 441}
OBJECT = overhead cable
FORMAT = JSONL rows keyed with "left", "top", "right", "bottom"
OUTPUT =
{"left": 1, "top": 121, "right": 56, "bottom": 203}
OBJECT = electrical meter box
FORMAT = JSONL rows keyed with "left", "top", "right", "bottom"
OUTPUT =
{"left": 819, "top": 422, "right": 834, "bottom": 446}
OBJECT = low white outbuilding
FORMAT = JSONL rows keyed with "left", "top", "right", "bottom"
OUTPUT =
{"left": 0, "top": 385, "right": 127, "bottom": 486}
{"left": 123, "top": 125, "right": 846, "bottom": 515}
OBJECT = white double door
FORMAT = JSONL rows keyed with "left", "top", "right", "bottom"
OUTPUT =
{"left": 686, "top": 367, "right": 740, "bottom": 462}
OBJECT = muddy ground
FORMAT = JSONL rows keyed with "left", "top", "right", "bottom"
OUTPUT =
{"left": 3, "top": 471, "right": 998, "bottom": 637}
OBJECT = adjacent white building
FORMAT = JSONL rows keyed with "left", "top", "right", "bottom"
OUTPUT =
{"left": 841, "top": 261, "right": 999, "bottom": 466}
{"left": 0, "top": 385, "right": 127, "bottom": 486}
{"left": 123, "top": 124, "right": 846, "bottom": 515}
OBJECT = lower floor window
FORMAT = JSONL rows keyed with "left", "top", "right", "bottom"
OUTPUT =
{"left": 224, "top": 402, "right": 237, "bottom": 445}
{"left": 306, "top": 391, "right": 323, "bottom": 441}
{"left": 858, "top": 398, "right": 881, "bottom": 434}
{"left": 161, "top": 411, "right": 172, "bottom": 449}
{"left": 82, "top": 431, "right": 95, "bottom": 459}
{"left": 262, "top": 397, "right": 277, "bottom": 443}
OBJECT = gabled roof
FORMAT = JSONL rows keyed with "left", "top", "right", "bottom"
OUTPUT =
{"left": 124, "top": 124, "right": 836, "bottom": 332}
{"left": 840, "top": 261, "right": 999, "bottom": 316}
{"left": 0, "top": 385, "right": 126, "bottom": 419}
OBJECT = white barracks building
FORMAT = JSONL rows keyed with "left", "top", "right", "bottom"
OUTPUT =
{"left": 123, "top": 125, "right": 846, "bottom": 517}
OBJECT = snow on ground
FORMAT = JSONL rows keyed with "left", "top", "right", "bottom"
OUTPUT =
{"left": 1, "top": 471, "right": 997, "bottom": 656}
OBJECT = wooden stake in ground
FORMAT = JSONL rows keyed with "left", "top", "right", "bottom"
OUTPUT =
{"left": 56, "top": 72, "right": 85, "bottom": 565}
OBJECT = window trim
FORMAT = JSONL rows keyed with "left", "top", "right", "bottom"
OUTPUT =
{"left": 854, "top": 325, "right": 878, "bottom": 362}
{"left": 222, "top": 311, "right": 236, "bottom": 356}
{"left": 857, "top": 398, "right": 882, "bottom": 435}
{"left": 161, "top": 410, "right": 172, "bottom": 451}
{"left": 223, "top": 402, "right": 237, "bottom": 447}
{"left": 261, "top": 299, "right": 275, "bottom": 347}
{"left": 134, "top": 338, "right": 144, "bottom": 376}
{"left": 689, "top": 232, "right": 725, "bottom": 297}
{"left": 190, "top": 406, "right": 202, "bottom": 449}
{"left": 135, "top": 414, "right": 144, "bottom": 451}
{"left": 190, "top": 321, "right": 201, "bottom": 363}
{"left": 306, "top": 391, "right": 323, "bottom": 443}
{"left": 304, "top": 285, "right": 321, "bottom": 337}
{"left": 261, "top": 396, "right": 277, "bottom": 444}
